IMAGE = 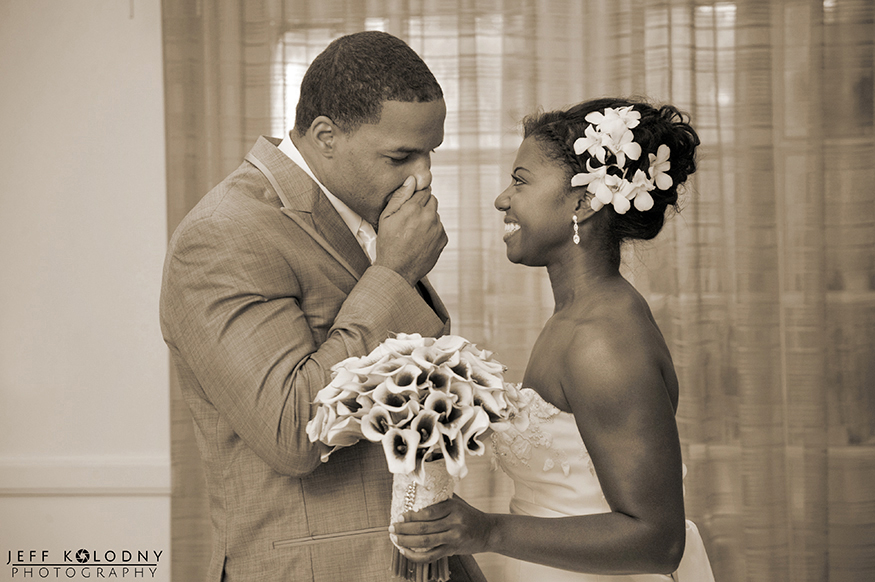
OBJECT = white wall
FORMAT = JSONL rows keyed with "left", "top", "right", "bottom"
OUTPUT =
{"left": 0, "top": 1, "right": 170, "bottom": 580}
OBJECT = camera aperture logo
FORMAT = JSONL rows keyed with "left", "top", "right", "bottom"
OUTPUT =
{"left": 6, "top": 548, "right": 163, "bottom": 579}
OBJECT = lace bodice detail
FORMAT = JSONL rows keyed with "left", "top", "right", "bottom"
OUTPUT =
{"left": 491, "top": 387, "right": 609, "bottom": 517}
{"left": 491, "top": 387, "right": 592, "bottom": 476}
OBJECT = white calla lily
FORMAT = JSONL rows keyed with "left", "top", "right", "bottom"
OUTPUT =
{"left": 323, "top": 416, "right": 362, "bottom": 447}
{"left": 383, "top": 363, "right": 424, "bottom": 395}
{"left": 334, "top": 398, "right": 364, "bottom": 417}
{"left": 382, "top": 428, "right": 420, "bottom": 475}
{"left": 440, "top": 406, "right": 474, "bottom": 440}
{"left": 312, "top": 384, "right": 345, "bottom": 406}
{"left": 423, "top": 388, "right": 457, "bottom": 415}
{"left": 423, "top": 390, "right": 473, "bottom": 438}
{"left": 410, "top": 443, "right": 442, "bottom": 484}
{"left": 390, "top": 398, "right": 419, "bottom": 427}
{"left": 462, "top": 344, "right": 497, "bottom": 362}
{"left": 381, "top": 333, "right": 427, "bottom": 357}
{"left": 460, "top": 408, "right": 490, "bottom": 456}
{"left": 306, "top": 405, "right": 335, "bottom": 443}
{"left": 314, "top": 388, "right": 361, "bottom": 413}
{"left": 447, "top": 378, "right": 474, "bottom": 407}
{"left": 464, "top": 359, "right": 504, "bottom": 392}
{"left": 369, "top": 359, "right": 405, "bottom": 377}
{"left": 433, "top": 334, "right": 469, "bottom": 353}
{"left": 423, "top": 368, "right": 452, "bottom": 392}
{"left": 330, "top": 355, "right": 365, "bottom": 373}
{"left": 472, "top": 389, "right": 500, "bottom": 419}
{"left": 335, "top": 352, "right": 392, "bottom": 377}
{"left": 410, "top": 409, "right": 442, "bottom": 448}
{"left": 372, "top": 382, "right": 410, "bottom": 414}
{"left": 317, "top": 368, "right": 363, "bottom": 399}
{"left": 461, "top": 350, "right": 506, "bottom": 379}
{"left": 353, "top": 392, "right": 374, "bottom": 417}
{"left": 411, "top": 345, "right": 460, "bottom": 370}
{"left": 360, "top": 405, "right": 394, "bottom": 442}
{"left": 446, "top": 359, "right": 471, "bottom": 383}
{"left": 439, "top": 432, "right": 467, "bottom": 478}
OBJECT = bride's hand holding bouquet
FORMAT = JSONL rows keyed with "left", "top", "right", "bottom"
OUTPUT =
{"left": 306, "top": 333, "right": 521, "bottom": 581}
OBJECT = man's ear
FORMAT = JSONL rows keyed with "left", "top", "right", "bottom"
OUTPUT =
{"left": 308, "top": 116, "right": 338, "bottom": 158}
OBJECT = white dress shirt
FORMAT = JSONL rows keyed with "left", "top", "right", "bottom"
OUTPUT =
{"left": 277, "top": 132, "right": 377, "bottom": 262}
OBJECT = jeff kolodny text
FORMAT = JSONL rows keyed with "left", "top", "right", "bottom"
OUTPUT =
{"left": 6, "top": 549, "right": 162, "bottom": 579}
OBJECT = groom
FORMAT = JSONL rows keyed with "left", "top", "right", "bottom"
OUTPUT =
{"left": 160, "top": 31, "right": 484, "bottom": 581}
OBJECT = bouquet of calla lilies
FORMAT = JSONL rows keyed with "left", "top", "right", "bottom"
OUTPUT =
{"left": 307, "top": 332, "right": 518, "bottom": 481}
{"left": 306, "top": 333, "right": 520, "bottom": 582}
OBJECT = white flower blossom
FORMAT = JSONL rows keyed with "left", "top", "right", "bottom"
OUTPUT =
{"left": 648, "top": 144, "right": 673, "bottom": 190}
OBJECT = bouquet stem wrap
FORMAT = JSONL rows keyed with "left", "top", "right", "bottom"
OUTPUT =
{"left": 390, "top": 459, "right": 457, "bottom": 582}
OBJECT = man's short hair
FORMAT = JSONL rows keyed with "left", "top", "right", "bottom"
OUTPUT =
{"left": 294, "top": 31, "right": 443, "bottom": 135}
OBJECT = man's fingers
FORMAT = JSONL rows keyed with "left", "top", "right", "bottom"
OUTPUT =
{"left": 404, "top": 188, "right": 431, "bottom": 208}
{"left": 380, "top": 176, "right": 417, "bottom": 219}
{"left": 417, "top": 187, "right": 433, "bottom": 205}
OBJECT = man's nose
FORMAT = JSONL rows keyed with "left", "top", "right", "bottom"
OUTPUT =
{"left": 412, "top": 156, "right": 432, "bottom": 191}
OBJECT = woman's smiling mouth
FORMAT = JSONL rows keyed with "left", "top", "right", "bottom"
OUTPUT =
{"left": 503, "top": 222, "right": 520, "bottom": 241}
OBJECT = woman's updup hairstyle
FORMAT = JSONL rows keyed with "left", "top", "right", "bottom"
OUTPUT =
{"left": 523, "top": 97, "right": 700, "bottom": 243}
{"left": 294, "top": 31, "right": 443, "bottom": 135}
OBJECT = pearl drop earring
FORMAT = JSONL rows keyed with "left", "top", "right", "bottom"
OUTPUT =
{"left": 572, "top": 214, "right": 580, "bottom": 245}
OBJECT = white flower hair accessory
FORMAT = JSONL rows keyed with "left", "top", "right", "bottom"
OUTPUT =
{"left": 570, "top": 106, "right": 673, "bottom": 214}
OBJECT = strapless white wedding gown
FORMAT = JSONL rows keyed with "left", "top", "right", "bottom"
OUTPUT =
{"left": 490, "top": 388, "right": 715, "bottom": 582}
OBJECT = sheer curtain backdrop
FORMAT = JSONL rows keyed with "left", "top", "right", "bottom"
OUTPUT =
{"left": 162, "top": 1, "right": 874, "bottom": 580}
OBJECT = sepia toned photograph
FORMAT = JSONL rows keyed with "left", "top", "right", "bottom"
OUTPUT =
{"left": 1, "top": 1, "right": 872, "bottom": 581}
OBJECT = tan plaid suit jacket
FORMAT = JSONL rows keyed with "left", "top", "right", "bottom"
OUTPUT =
{"left": 160, "top": 137, "right": 485, "bottom": 581}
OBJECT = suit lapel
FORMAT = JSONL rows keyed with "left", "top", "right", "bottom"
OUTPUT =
{"left": 310, "top": 190, "right": 371, "bottom": 276}
{"left": 419, "top": 277, "right": 451, "bottom": 333}
{"left": 246, "top": 137, "right": 370, "bottom": 279}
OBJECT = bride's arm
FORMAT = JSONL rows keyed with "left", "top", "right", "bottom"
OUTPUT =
{"left": 391, "top": 323, "right": 686, "bottom": 575}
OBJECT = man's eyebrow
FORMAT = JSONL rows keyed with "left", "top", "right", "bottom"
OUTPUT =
{"left": 388, "top": 142, "right": 442, "bottom": 154}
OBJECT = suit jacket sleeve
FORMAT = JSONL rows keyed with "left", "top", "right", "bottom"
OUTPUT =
{"left": 160, "top": 212, "right": 447, "bottom": 478}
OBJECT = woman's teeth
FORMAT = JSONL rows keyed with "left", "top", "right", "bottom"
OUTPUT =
{"left": 503, "top": 222, "right": 520, "bottom": 240}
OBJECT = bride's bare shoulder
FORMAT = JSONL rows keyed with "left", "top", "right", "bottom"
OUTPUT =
{"left": 561, "top": 288, "right": 671, "bottom": 399}
{"left": 570, "top": 283, "right": 657, "bottom": 343}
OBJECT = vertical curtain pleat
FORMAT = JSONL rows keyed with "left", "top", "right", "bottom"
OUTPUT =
{"left": 162, "top": 1, "right": 875, "bottom": 580}
{"left": 735, "top": 3, "right": 794, "bottom": 578}
{"left": 822, "top": 2, "right": 875, "bottom": 581}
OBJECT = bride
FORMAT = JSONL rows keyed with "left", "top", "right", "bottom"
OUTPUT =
{"left": 391, "top": 98, "right": 715, "bottom": 581}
